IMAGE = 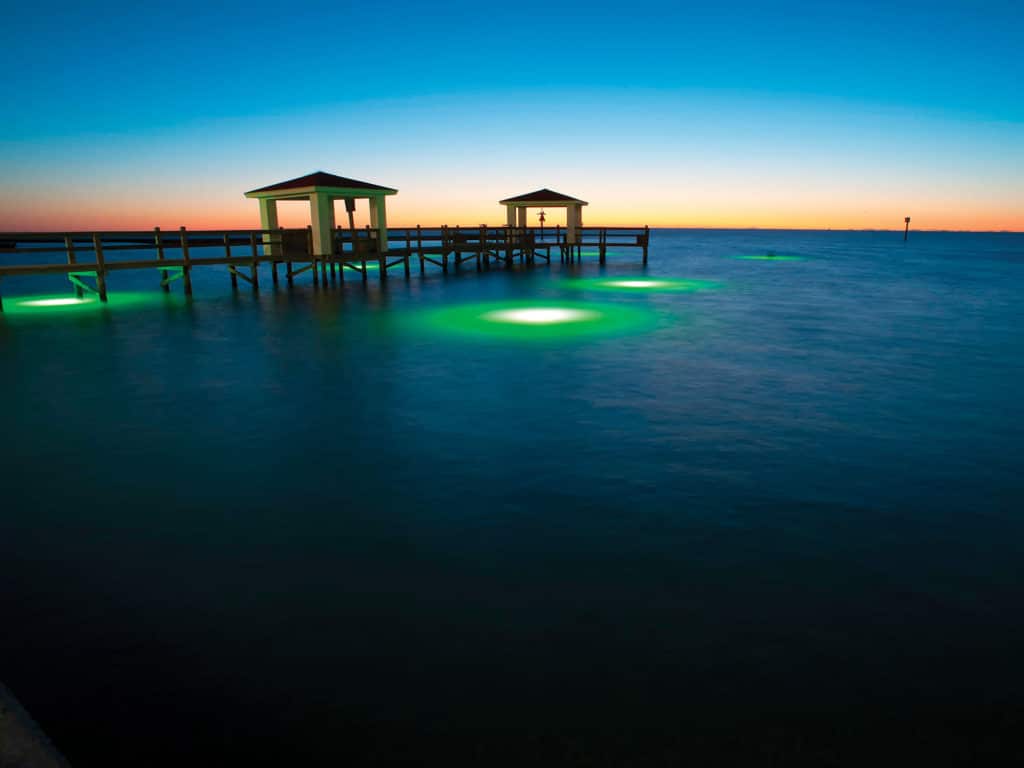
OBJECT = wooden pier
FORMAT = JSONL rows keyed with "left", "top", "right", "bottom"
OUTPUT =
{"left": 0, "top": 225, "right": 650, "bottom": 310}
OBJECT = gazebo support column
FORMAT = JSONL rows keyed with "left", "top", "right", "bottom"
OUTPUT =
{"left": 506, "top": 206, "right": 516, "bottom": 228}
{"left": 566, "top": 204, "right": 580, "bottom": 245}
{"left": 516, "top": 207, "right": 528, "bottom": 227}
{"left": 369, "top": 196, "right": 389, "bottom": 252}
{"left": 259, "top": 199, "right": 279, "bottom": 256}
{"left": 309, "top": 192, "right": 335, "bottom": 258}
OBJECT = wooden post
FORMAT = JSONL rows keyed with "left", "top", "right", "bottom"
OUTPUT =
{"left": 225, "top": 233, "right": 237, "bottom": 289}
{"left": 154, "top": 227, "right": 170, "bottom": 292}
{"left": 308, "top": 225, "right": 318, "bottom": 286}
{"left": 442, "top": 225, "right": 449, "bottom": 273}
{"left": 378, "top": 224, "right": 387, "bottom": 281}
{"left": 362, "top": 225, "right": 370, "bottom": 281}
{"left": 283, "top": 227, "right": 292, "bottom": 285}
{"left": 248, "top": 232, "right": 260, "bottom": 290}
{"left": 643, "top": 225, "right": 649, "bottom": 265}
{"left": 599, "top": 228, "right": 607, "bottom": 265}
{"left": 478, "top": 225, "right": 486, "bottom": 271}
{"left": 332, "top": 225, "right": 340, "bottom": 281}
{"left": 179, "top": 227, "right": 193, "bottom": 297}
{"left": 904, "top": 216, "right": 911, "bottom": 242}
{"left": 91, "top": 233, "right": 108, "bottom": 302}
{"left": 404, "top": 228, "right": 411, "bottom": 277}
{"left": 417, "top": 224, "right": 424, "bottom": 273}
{"left": 65, "top": 234, "right": 82, "bottom": 297}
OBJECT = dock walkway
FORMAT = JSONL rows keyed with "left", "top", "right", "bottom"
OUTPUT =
{"left": 0, "top": 225, "right": 650, "bottom": 310}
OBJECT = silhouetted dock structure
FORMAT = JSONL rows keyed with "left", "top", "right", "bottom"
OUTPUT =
{"left": 0, "top": 172, "right": 651, "bottom": 310}
{"left": 0, "top": 224, "right": 650, "bottom": 310}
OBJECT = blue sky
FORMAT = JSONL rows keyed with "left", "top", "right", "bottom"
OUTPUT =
{"left": 1, "top": 0, "right": 1021, "bottom": 229}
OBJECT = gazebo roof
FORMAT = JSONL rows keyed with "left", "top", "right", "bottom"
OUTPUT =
{"left": 499, "top": 188, "right": 588, "bottom": 205}
{"left": 245, "top": 171, "right": 397, "bottom": 197}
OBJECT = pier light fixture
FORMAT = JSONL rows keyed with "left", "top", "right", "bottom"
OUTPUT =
{"left": 4, "top": 292, "right": 170, "bottom": 316}
{"left": 245, "top": 171, "right": 398, "bottom": 260}
{"left": 413, "top": 299, "right": 654, "bottom": 341}
{"left": 483, "top": 307, "right": 598, "bottom": 325}
{"left": 605, "top": 280, "right": 664, "bottom": 288}
{"left": 563, "top": 277, "right": 721, "bottom": 293}
{"left": 500, "top": 189, "right": 587, "bottom": 245}
{"left": 20, "top": 297, "right": 97, "bottom": 307}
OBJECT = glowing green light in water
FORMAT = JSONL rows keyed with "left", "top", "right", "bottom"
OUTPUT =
{"left": 415, "top": 299, "right": 655, "bottom": 342}
{"left": 484, "top": 307, "right": 599, "bottom": 324}
{"left": 3, "top": 292, "right": 180, "bottom": 317}
{"left": 21, "top": 297, "right": 97, "bottom": 307}
{"left": 563, "top": 277, "right": 721, "bottom": 293}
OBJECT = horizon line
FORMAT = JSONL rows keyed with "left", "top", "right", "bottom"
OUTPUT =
{"left": 1, "top": 225, "right": 1021, "bottom": 235}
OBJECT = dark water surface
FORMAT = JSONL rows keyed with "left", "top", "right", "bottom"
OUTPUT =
{"left": 2, "top": 230, "right": 1023, "bottom": 765}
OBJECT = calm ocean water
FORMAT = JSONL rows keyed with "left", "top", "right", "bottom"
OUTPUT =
{"left": 2, "top": 229, "right": 1023, "bottom": 765}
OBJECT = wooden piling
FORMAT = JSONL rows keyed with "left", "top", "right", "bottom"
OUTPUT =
{"left": 225, "top": 233, "right": 237, "bottom": 289}
{"left": 442, "top": 226, "right": 449, "bottom": 273}
{"left": 599, "top": 227, "right": 607, "bottom": 265}
{"left": 179, "top": 227, "right": 193, "bottom": 297}
{"left": 404, "top": 229, "right": 411, "bottom": 277}
{"left": 308, "top": 226, "right": 318, "bottom": 286}
{"left": 248, "top": 232, "right": 260, "bottom": 291}
{"left": 154, "top": 227, "right": 170, "bottom": 292}
{"left": 417, "top": 225, "right": 425, "bottom": 274}
{"left": 65, "top": 234, "right": 82, "bottom": 297}
{"left": 283, "top": 227, "right": 292, "bottom": 285}
{"left": 332, "top": 225, "right": 340, "bottom": 281}
{"left": 90, "top": 234, "right": 108, "bottom": 302}
{"left": 904, "top": 216, "right": 911, "bottom": 242}
{"left": 642, "top": 226, "right": 649, "bottom": 265}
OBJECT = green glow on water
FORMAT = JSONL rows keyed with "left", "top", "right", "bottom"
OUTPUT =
{"left": 21, "top": 297, "right": 95, "bottom": 307}
{"left": 416, "top": 299, "right": 655, "bottom": 342}
{"left": 3, "top": 292, "right": 177, "bottom": 317}
{"left": 563, "top": 277, "right": 721, "bottom": 293}
{"left": 733, "top": 254, "right": 805, "bottom": 261}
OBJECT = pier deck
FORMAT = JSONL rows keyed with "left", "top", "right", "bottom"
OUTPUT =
{"left": 0, "top": 225, "right": 650, "bottom": 309}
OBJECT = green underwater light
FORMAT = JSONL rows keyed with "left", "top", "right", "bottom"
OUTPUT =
{"left": 563, "top": 277, "right": 721, "bottom": 293}
{"left": 3, "top": 292, "right": 178, "bottom": 317}
{"left": 415, "top": 299, "right": 654, "bottom": 342}
{"left": 20, "top": 297, "right": 98, "bottom": 308}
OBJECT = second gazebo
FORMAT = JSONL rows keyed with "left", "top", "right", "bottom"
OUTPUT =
{"left": 499, "top": 189, "right": 588, "bottom": 245}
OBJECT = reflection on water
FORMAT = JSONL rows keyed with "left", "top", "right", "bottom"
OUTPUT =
{"left": 2, "top": 230, "right": 1024, "bottom": 765}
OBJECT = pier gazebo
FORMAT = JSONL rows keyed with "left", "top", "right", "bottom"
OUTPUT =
{"left": 500, "top": 189, "right": 588, "bottom": 244}
{"left": 245, "top": 171, "right": 398, "bottom": 256}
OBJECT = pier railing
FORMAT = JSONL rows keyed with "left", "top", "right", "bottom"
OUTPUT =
{"left": 0, "top": 225, "right": 650, "bottom": 309}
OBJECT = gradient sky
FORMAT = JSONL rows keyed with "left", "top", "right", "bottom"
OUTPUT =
{"left": 1, "top": 0, "right": 1021, "bottom": 231}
